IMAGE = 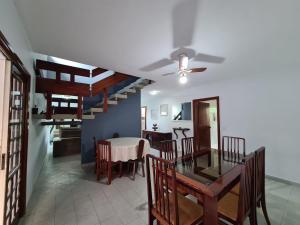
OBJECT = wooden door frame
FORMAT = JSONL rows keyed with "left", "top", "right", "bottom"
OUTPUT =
{"left": 141, "top": 106, "right": 147, "bottom": 131}
{"left": 192, "top": 96, "right": 221, "bottom": 150}
{"left": 0, "top": 30, "right": 31, "bottom": 218}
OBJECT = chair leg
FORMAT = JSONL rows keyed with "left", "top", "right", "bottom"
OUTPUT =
{"left": 107, "top": 165, "right": 112, "bottom": 185}
{"left": 249, "top": 212, "right": 256, "bottom": 225}
{"left": 96, "top": 161, "right": 100, "bottom": 181}
{"left": 148, "top": 214, "right": 154, "bottom": 225}
{"left": 132, "top": 161, "right": 136, "bottom": 180}
{"left": 96, "top": 167, "right": 100, "bottom": 181}
{"left": 119, "top": 162, "right": 123, "bottom": 177}
{"left": 141, "top": 160, "right": 145, "bottom": 177}
{"left": 261, "top": 197, "right": 271, "bottom": 225}
{"left": 208, "top": 152, "right": 212, "bottom": 167}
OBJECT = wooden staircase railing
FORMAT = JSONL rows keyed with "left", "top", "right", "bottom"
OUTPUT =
{"left": 35, "top": 60, "right": 133, "bottom": 119}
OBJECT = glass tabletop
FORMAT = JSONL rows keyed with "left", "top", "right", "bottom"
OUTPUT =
{"left": 175, "top": 149, "right": 241, "bottom": 186}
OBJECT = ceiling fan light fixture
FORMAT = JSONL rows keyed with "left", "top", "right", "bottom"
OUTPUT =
{"left": 179, "top": 75, "right": 188, "bottom": 84}
{"left": 179, "top": 54, "right": 189, "bottom": 70}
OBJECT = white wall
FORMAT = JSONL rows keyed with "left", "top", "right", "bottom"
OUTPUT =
{"left": 142, "top": 71, "right": 300, "bottom": 184}
{"left": 0, "top": 0, "right": 48, "bottom": 204}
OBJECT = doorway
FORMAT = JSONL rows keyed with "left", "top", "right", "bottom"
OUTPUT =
{"left": 193, "top": 96, "right": 220, "bottom": 150}
{"left": 141, "top": 106, "right": 147, "bottom": 134}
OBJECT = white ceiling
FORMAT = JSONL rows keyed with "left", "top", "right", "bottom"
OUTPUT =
{"left": 14, "top": 0, "right": 300, "bottom": 94}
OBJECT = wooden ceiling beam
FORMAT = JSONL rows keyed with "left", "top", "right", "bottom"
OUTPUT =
{"left": 36, "top": 59, "right": 90, "bottom": 77}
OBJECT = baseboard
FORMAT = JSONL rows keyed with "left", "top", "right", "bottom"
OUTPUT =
{"left": 266, "top": 175, "right": 300, "bottom": 186}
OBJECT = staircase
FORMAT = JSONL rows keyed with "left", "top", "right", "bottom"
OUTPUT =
{"left": 83, "top": 78, "right": 151, "bottom": 120}
{"left": 33, "top": 78, "right": 151, "bottom": 125}
{"left": 33, "top": 59, "right": 153, "bottom": 125}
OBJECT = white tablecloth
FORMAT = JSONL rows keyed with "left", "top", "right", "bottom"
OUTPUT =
{"left": 106, "top": 137, "right": 150, "bottom": 162}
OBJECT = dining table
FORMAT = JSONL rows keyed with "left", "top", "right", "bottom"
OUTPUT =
{"left": 174, "top": 149, "right": 243, "bottom": 225}
{"left": 105, "top": 137, "right": 151, "bottom": 162}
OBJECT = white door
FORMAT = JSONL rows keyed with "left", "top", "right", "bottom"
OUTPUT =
{"left": 0, "top": 57, "right": 12, "bottom": 225}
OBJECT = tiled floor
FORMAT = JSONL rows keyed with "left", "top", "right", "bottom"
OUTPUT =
{"left": 19, "top": 154, "right": 300, "bottom": 225}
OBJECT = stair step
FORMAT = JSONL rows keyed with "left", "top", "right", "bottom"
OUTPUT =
{"left": 134, "top": 84, "right": 144, "bottom": 89}
{"left": 123, "top": 88, "right": 136, "bottom": 93}
{"left": 82, "top": 114, "right": 95, "bottom": 120}
{"left": 97, "top": 100, "right": 118, "bottom": 106}
{"left": 113, "top": 93, "right": 127, "bottom": 99}
{"left": 106, "top": 100, "right": 118, "bottom": 105}
{"left": 91, "top": 107, "right": 103, "bottom": 113}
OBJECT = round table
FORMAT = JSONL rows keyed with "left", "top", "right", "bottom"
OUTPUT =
{"left": 106, "top": 137, "right": 150, "bottom": 162}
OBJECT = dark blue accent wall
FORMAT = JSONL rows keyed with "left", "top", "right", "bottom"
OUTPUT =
{"left": 81, "top": 91, "right": 141, "bottom": 164}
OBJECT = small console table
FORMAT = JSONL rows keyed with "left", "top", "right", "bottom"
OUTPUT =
{"left": 173, "top": 127, "right": 190, "bottom": 139}
{"left": 142, "top": 130, "right": 172, "bottom": 150}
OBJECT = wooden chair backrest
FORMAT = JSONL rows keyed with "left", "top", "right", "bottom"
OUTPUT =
{"left": 238, "top": 153, "right": 255, "bottom": 223}
{"left": 181, "top": 137, "right": 194, "bottom": 157}
{"left": 112, "top": 132, "right": 120, "bottom": 138}
{"left": 137, "top": 139, "right": 145, "bottom": 160}
{"left": 97, "top": 140, "right": 112, "bottom": 171}
{"left": 146, "top": 154, "right": 179, "bottom": 225}
{"left": 160, "top": 140, "right": 178, "bottom": 161}
{"left": 255, "top": 147, "right": 265, "bottom": 199}
{"left": 222, "top": 136, "right": 246, "bottom": 163}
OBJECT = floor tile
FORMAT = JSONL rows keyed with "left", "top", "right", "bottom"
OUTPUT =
{"left": 19, "top": 153, "right": 300, "bottom": 225}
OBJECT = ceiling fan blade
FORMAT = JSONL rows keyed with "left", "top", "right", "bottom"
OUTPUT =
{"left": 172, "top": 0, "right": 199, "bottom": 48}
{"left": 194, "top": 53, "right": 225, "bottom": 64}
{"left": 140, "top": 58, "right": 173, "bottom": 72}
{"left": 190, "top": 67, "right": 207, "bottom": 73}
{"left": 161, "top": 72, "right": 176, "bottom": 77}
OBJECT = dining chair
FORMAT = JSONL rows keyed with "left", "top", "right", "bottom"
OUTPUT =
{"left": 217, "top": 153, "right": 256, "bottom": 225}
{"left": 181, "top": 137, "right": 194, "bottom": 157}
{"left": 254, "top": 147, "right": 271, "bottom": 225}
{"left": 128, "top": 139, "right": 145, "bottom": 180}
{"left": 96, "top": 140, "right": 121, "bottom": 185}
{"left": 222, "top": 136, "right": 246, "bottom": 163}
{"left": 160, "top": 140, "right": 178, "bottom": 161}
{"left": 161, "top": 139, "right": 189, "bottom": 196}
{"left": 146, "top": 154, "right": 204, "bottom": 225}
{"left": 112, "top": 132, "right": 120, "bottom": 138}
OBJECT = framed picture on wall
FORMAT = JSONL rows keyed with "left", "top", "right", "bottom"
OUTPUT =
{"left": 160, "top": 104, "right": 168, "bottom": 116}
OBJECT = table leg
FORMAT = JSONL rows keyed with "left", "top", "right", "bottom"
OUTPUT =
{"left": 203, "top": 195, "right": 218, "bottom": 225}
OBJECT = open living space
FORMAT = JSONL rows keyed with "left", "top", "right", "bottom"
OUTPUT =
{"left": 0, "top": 0, "right": 300, "bottom": 225}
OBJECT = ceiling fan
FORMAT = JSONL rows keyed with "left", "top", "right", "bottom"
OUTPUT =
{"left": 140, "top": 0, "right": 225, "bottom": 84}
{"left": 162, "top": 53, "right": 207, "bottom": 84}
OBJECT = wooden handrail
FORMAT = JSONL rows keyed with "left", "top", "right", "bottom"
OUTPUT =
{"left": 91, "top": 73, "right": 130, "bottom": 96}
{"left": 36, "top": 77, "right": 90, "bottom": 96}
{"left": 92, "top": 67, "right": 108, "bottom": 77}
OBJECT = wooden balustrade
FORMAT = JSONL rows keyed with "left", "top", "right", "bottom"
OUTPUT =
{"left": 91, "top": 73, "right": 130, "bottom": 96}
{"left": 35, "top": 60, "right": 134, "bottom": 119}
